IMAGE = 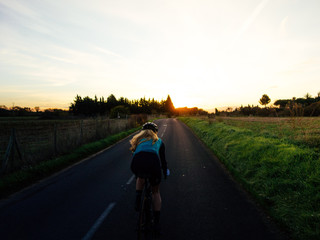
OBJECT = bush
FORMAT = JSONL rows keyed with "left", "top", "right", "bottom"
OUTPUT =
{"left": 110, "top": 105, "right": 130, "bottom": 118}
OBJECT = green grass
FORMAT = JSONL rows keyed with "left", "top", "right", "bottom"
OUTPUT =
{"left": 214, "top": 116, "right": 320, "bottom": 149}
{"left": 179, "top": 117, "right": 320, "bottom": 240}
{"left": 0, "top": 127, "right": 139, "bottom": 199}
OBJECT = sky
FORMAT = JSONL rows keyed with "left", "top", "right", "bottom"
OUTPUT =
{"left": 0, "top": 0, "right": 319, "bottom": 111}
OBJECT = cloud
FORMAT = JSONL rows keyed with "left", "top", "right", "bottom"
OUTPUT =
{"left": 0, "top": 0, "right": 37, "bottom": 18}
{"left": 0, "top": 22, "right": 128, "bottom": 87}
{"left": 239, "top": 0, "right": 269, "bottom": 33}
{"left": 279, "top": 16, "right": 289, "bottom": 38}
{"left": 40, "top": 54, "right": 76, "bottom": 64}
{"left": 0, "top": 86, "right": 33, "bottom": 94}
{"left": 93, "top": 46, "right": 124, "bottom": 59}
{"left": 229, "top": 0, "right": 270, "bottom": 49}
{"left": 0, "top": 0, "right": 55, "bottom": 36}
{"left": 278, "top": 57, "right": 320, "bottom": 76}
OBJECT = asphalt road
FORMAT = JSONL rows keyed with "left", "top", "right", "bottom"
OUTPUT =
{"left": 0, "top": 118, "right": 285, "bottom": 240}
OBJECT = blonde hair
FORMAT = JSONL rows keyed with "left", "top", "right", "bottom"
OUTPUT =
{"left": 130, "top": 129, "right": 158, "bottom": 152}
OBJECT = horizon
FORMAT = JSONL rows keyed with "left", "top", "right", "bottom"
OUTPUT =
{"left": 1, "top": 91, "right": 318, "bottom": 113}
{"left": 1, "top": 0, "right": 320, "bottom": 111}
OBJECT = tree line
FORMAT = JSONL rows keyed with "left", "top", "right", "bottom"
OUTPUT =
{"left": 2, "top": 92, "right": 319, "bottom": 118}
{"left": 0, "top": 105, "right": 69, "bottom": 118}
{"left": 0, "top": 94, "right": 179, "bottom": 118}
{"left": 216, "top": 93, "right": 320, "bottom": 117}
{"left": 0, "top": 93, "right": 209, "bottom": 118}
{"left": 69, "top": 94, "right": 177, "bottom": 117}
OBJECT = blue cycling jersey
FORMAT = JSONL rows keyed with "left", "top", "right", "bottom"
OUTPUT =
{"left": 134, "top": 138, "right": 163, "bottom": 158}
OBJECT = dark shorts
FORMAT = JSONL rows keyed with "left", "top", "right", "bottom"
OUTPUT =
{"left": 131, "top": 152, "right": 162, "bottom": 186}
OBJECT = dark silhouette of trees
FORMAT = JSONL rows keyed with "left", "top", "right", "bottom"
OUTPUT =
{"left": 305, "top": 101, "right": 320, "bottom": 116}
{"left": 305, "top": 93, "right": 312, "bottom": 99}
{"left": 110, "top": 105, "right": 130, "bottom": 118}
{"left": 274, "top": 93, "right": 320, "bottom": 112}
{"left": 0, "top": 106, "right": 33, "bottom": 116}
{"left": 106, "top": 94, "right": 118, "bottom": 110}
{"left": 0, "top": 105, "right": 69, "bottom": 118}
{"left": 68, "top": 93, "right": 211, "bottom": 117}
{"left": 259, "top": 94, "right": 271, "bottom": 108}
{"left": 41, "top": 109, "right": 69, "bottom": 119}
{"left": 273, "top": 99, "right": 288, "bottom": 108}
{"left": 69, "top": 94, "right": 179, "bottom": 117}
{"left": 239, "top": 105, "right": 262, "bottom": 116}
{"left": 3, "top": 91, "right": 320, "bottom": 119}
{"left": 69, "top": 95, "right": 97, "bottom": 116}
{"left": 234, "top": 92, "right": 320, "bottom": 117}
{"left": 164, "top": 95, "right": 175, "bottom": 116}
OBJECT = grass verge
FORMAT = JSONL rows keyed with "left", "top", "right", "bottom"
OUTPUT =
{"left": 179, "top": 117, "right": 320, "bottom": 240}
{"left": 0, "top": 127, "right": 139, "bottom": 199}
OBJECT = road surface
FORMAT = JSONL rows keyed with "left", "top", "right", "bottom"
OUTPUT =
{"left": 0, "top": 118, "right": 285, "bottom": 240}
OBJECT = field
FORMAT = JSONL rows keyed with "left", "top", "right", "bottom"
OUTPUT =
{"left": 0, "top": 115, "right": 148, "bottom": 175}
{"left": 213, "top": 117, "right": 320, "bottom": 149}
{"left": 180, "top": 116, "right": 320, "bottom": 240}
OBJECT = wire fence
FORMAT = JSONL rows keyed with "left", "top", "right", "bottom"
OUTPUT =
{"left": 0, "top": 115, "right": 149, "bottom": 176}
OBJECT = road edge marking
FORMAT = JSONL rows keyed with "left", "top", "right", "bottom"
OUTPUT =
{"left": 82, "top": 202, "right": 116, "bottom": 240}
{"left": 126, "top": 174, "right": 135, "bottom": 185}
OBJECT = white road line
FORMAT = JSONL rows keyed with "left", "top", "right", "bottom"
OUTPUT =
{"left": 82, "top": 121, "right": 167, "bottom": 240}
{"left": 82, "top": 202, "right": 116, "bottom": 240}
{"left": 160, "top": 124, "right": 168, "bottom": 138}
{"left": 126, "top": 174, "right": 135, "bottom": 185}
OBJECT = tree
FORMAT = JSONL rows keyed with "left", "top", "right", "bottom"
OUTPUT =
{"left": 274, "top": 99, "right": 290, "bottom": 108}
{"left": 69, "top": 93, "right": 177, "bottom": 116}
{"left": 305, "top": 93, "right": 312, "bottom": 99}
{"left": 106, "top": 94, "right": 118, "bottom": 111}
{"left": 110, "top": 105, "right": 129, "bottom": 118}
{"left": 164, "top": 95, "right": 175, "bottom": 115}
{"left": 259, "top": 94, "right": 271, "bottom": 108}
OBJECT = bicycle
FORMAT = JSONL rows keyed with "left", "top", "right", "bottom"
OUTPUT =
{"left": 136, "top": 175, "right": 156, "bottom": 240}
{"left": 136, "top": 170, "right": 169, "bottom": 239}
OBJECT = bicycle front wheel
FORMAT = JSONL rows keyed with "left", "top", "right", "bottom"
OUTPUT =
{"left": 137, "top": 197, "right": 154, "bottom": 239}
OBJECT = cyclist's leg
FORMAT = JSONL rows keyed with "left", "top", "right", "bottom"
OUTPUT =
{"left": 135, "top": 177, "right": 145, "bottom": 211}
{"left": 151, "top": 184, "right": 161, "bottom": 211}
{"left": 152, "top": 184, "right": 162, "bottom": 233}
{"left": 136, "top": 177, "right": 145, "bottom": 190}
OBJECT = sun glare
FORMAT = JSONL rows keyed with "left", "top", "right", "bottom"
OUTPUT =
{"left": 171, "top": 94, "right": 197, "bottom": 109}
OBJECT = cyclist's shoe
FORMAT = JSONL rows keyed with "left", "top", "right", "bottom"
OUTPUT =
{"left": 135, "top": 195, "right": 141, "bottom": 212}
{"left": 153, "top": 222, "right": 162, "bottom": 236}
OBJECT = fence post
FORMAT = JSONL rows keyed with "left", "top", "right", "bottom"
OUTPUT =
{"left": 107, "top": 119, "right": 110, "bottom": 134}
{"left": 1, "top": 128, "right": 24, "bottom": 176}
{"left": 95, "top": 119, "right": 98, "bottom": 139}
{"left": 53, "top": 124, "right": 58, "bottom": 156}
{"left": 1, "top": 130, "right": 14, "bottom": 176}
{"left": 80, "top": 120, "right": 83, "bottom": 144}
{"left": 13, "top": 128, "right": 23, "bottom": 163}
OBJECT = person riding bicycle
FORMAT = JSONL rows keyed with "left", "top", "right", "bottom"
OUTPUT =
{"left": 130, "top": 122, "right": 167, "bottom": 232}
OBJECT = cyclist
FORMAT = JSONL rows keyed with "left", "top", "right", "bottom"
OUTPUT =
{"left": 130, "top": 122, "right": 167, "bottom": 232}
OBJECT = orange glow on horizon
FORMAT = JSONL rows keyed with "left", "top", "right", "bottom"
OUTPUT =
{"left": 170, "top": 95, "right": 197, "bottom": 109}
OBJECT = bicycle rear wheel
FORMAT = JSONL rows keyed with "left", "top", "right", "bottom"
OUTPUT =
{"left": 137, "top": 189, "right": 146, "bottom": 240}
{"left": 137, "top": 187, "right": 154, "bottom": 239}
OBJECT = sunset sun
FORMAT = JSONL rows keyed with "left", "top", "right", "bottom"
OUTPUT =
{"left": 170, "top": 93, "right": 196, "bottom": 109}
